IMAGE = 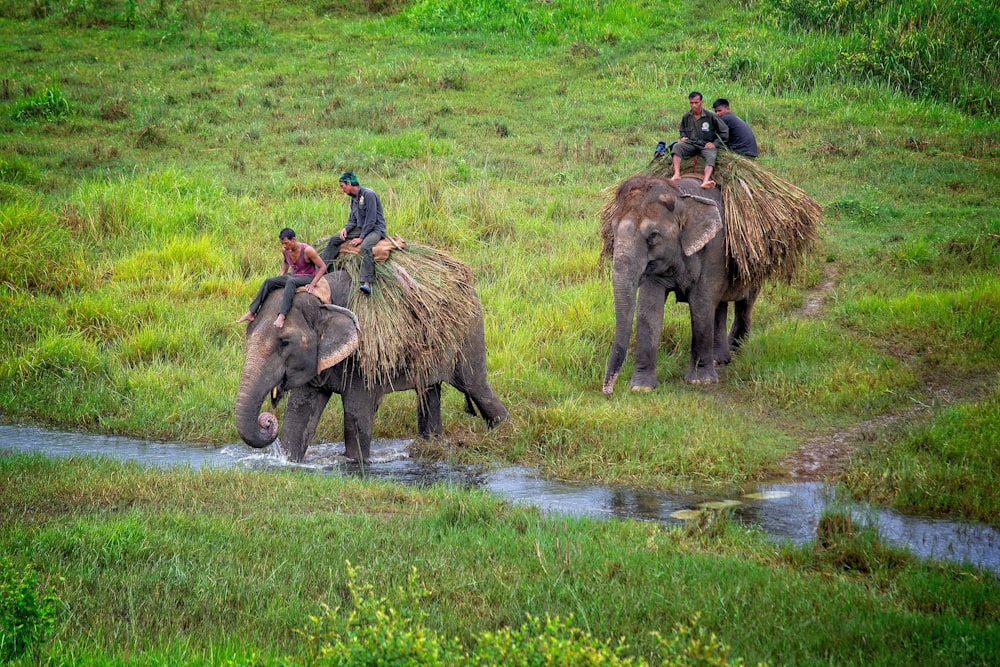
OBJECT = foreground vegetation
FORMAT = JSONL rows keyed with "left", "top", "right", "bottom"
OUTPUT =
{"left": 3, "top": 454, "right": 999, "bottom": 665}
{"left": 1, "top": 0, "right": 998, "bottom": 661}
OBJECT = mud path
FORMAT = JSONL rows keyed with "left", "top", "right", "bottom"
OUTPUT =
{"left": 780, "top": 267, "right": 995, "bottom": 480}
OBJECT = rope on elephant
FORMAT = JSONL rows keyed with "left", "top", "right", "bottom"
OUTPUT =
{"left": 322, "top": 241, "right": 480, "bottom": 391}
{"left": 599, "top": 152, "right": 822, "bottom": 285}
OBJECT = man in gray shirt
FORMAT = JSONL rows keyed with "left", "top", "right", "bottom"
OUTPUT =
{"left": 323, "top": 171, "right": 387, "bottom": 295}
{"left": 712, "top": 98, "right": 759, "bottom": 159}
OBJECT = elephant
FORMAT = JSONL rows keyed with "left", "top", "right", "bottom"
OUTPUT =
{"left": 235, "top": 269, "right": 509, "bottom": 462}
{"left": 603, "top": 174, "right": 760, "bottom": 392}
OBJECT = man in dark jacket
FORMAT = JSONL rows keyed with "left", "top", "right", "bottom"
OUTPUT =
{"left": 669, "top": 91, "right": 729, "bottom": 189}
{"left": 323, "top": 171, "right": 387, "bottom": 295}
{"left": 712, "top": 98, "right": 758, "bottom": 158}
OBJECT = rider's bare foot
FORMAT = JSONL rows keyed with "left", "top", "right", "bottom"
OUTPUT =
{"left": 236, "top": 311, "right": 255, "bottom": 323}
{"left": 273, "top": 313, "right": 285, "bottom": 328}
{"left": 670, "top": 174, "right": 682, "bottom": 181}
{"left": 700, "top": 180, "right": 716, "bottom": 189}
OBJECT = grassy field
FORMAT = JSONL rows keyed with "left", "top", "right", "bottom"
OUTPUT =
{"left": 3, "top": 453, "right": 999, "bottom": 665}
{"left": 1, "top": 0, "right": 999, "bottom": 662}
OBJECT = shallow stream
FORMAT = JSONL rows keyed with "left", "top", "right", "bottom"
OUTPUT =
{"left": 3, "top": 424, "right": 998, "bottom": 576}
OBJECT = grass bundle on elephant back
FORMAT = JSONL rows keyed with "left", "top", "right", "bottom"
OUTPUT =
{"left": 324, "top": 242, "right": 479, "bottom": 391}
{"left": 600, "top": 152, "right": 822, "bottom": 284}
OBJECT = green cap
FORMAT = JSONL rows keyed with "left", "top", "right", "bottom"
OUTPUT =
{"left": 338, "top": 171, "right": 359, "bottom": 185}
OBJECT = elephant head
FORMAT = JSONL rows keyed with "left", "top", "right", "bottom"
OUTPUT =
{"left": 603, "top": 176, "right": 723, "bottom": 394}
{"left": 235, "top": 293, "right": 360, "bottom": 448}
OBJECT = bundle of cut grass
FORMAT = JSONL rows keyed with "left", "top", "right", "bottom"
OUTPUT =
{"left": 600, "top": 152, "right": 821, "bottom": 284}
{"left": 320, "top": 241, "right": 479, "bottom": 391}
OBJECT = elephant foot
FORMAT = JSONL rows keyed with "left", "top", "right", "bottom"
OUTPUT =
{"left": 486, "top": 412, "right": 511, "bottom": 429}
{"left": 715, "top": 352, "right": 733, "bottom": 366}
{"left": 343, "top": 440, "right": 371, "bottom": 462}
{"left": 685, "top": 362, "right": 718, "bottom": 385}
{"left": 628, "top": 371, "right": 658, "bottom": 392}
{"left": 279, "top": 441, "right": 307, "bottom": 463}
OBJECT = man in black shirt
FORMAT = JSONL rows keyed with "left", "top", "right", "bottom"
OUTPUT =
{"left": 712, "top": 98, "right": 759, "bottom": 159}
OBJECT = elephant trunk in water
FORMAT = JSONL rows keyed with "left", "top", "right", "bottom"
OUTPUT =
{"left": 603, "top": 231, "right": 642, "bottom": 395}
{"left": 234, "top": 348, "right": 281, "bottom": 448}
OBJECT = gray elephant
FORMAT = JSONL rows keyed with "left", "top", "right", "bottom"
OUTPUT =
{"left": 603, "top": 175, "right": 760, "bottom": 391}
{"left": 235, "top": 270, "right": 509, "bottom": 462}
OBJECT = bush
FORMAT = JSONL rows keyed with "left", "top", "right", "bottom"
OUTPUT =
{"left": 0, "top": 557, "right": 60, "bottom": 662}
{"left": 12, "top": 86, "right": 70, "bottom": 122}
{"left": 298, "top": 563, "right": 756, "bottom": 666}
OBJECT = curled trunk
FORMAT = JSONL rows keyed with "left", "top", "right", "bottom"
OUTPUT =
{"left": 234, "top": 353, "right": 280, "bottom": 448}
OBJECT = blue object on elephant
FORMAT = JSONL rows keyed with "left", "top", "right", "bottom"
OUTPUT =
{"left": 654, "top": 140, "right": 667, "bottom": 159}
{"left": 359, "top": 283, "right": 372, "bottom": 295}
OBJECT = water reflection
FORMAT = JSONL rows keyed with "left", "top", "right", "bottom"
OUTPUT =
{"left": 2, "top": 425, "right": 998, "bottom": 575}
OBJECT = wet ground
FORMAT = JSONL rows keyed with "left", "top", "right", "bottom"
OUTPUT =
{"left": 3, "top": 424, "right": 998, "bottom": 576}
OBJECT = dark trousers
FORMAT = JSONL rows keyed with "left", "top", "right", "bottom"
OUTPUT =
{"left": 323, "top": 230, "right": 383, "bottom": 283}
{"left": 248, "top": 274, "right": 313, "bottom": 317}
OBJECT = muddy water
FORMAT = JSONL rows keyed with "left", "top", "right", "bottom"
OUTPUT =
{"left": 2, "top": 425, "right": 998, "bottom": 575}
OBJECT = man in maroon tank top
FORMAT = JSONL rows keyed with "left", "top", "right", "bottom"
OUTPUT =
{"left": 236, "top": 228, "right": 327, "bottom": 328}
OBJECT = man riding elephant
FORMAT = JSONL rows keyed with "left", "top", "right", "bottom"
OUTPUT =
{"left": 322, "top": 171, "right": 386, "bottom": 296}
{"left": 669, "top": 91, "right": 730, "bottom": 189}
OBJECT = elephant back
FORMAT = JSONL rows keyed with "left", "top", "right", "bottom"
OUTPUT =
{"left": 600, "top": 154, "right": 821, "bottom": 284}
{"left": 325, "top": 243, "right": 480, "bottom": 391}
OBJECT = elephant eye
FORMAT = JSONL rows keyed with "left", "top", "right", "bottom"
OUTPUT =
{"left": 646, "top": 230, "right": 660, "bottom": 246}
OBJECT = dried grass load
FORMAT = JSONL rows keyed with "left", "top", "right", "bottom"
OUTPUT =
{"left": 321, "top": 241, "right": 480, "bottom": 391}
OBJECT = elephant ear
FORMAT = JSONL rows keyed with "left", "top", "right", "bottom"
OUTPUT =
{"left": 679, "top": 194, "right": 723, "bottom": 257}
{"left": 317, "top": 304, "right": 361, "bottom": 372}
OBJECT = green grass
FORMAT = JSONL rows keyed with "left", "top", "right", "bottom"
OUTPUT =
{"left": 2, "top": 454, "right": 998, "bottom": 665}
{"left": 0, "top": 2, "right": 999, "bottom": 660}
{"left": 841, "top": 387, "right": 1000, "bottom": 524}
{"left": 0, "top": 0, "right": 997, "bottom": 498}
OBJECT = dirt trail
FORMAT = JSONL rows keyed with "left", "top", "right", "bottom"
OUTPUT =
{"left": 797, "top": 264, "right": 837, "bottom": 318}
{"left": 778, "top": 267, "right": 995, "bottom": 480}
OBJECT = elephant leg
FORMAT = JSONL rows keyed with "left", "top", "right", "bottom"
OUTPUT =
{"left": 729, "top": 286, "right": 759, "bottom": 352}
{"left": 630, "top": 280, "right": 667, "bottom": 390}
{"left": 713, "top": 301, "right": 733, "bottom": 365}
{"left": 449, "top": 312, "right": 510, "bottom": 428}
{"left": 417, "top": 383, "right": 443, "bottom": 438}
{"left": 686, "top": 300, "right": 719, "bottom": 384}
{"left": 342, "top": 387, "right": 378, "bottom": 462}
{"left": 281, "top": 385, "right": 332, "bottom": 462}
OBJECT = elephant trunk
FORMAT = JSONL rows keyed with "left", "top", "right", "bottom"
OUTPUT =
{"left": 604, "top": 239, "right": 642, "bottom": 395}
{"left": 234, "top": 350, "right": 281, "bottom": 449}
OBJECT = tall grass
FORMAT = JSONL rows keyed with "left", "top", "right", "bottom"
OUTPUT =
{"left": 764, "top": 0, "right": 999, "bottom": 113}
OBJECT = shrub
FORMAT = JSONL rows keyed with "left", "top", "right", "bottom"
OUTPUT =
{"left": 0, "top": 557, "right": 60, "bottom": 662}
{"left": 12, "top": 86, "right": 70, "bottom": 122}
{"left": 298, "top": 563, "right": 756, "bottom": 666}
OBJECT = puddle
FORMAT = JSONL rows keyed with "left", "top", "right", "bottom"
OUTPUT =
{"left": 2, "top": 424, "right": 998, "bottom": 575}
